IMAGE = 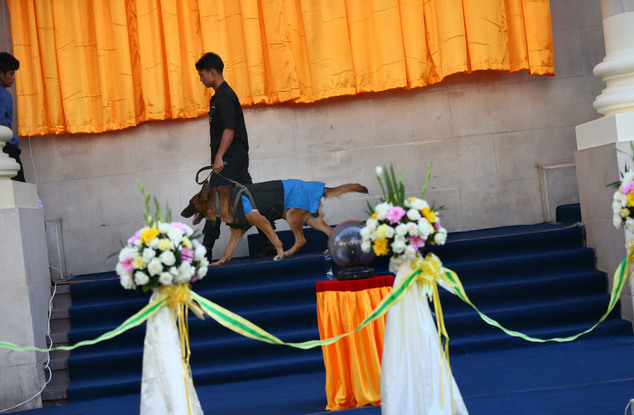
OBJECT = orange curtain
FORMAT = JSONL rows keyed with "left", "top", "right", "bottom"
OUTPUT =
{"left": 8, "top": 0, "right": 553, "bottom": 136}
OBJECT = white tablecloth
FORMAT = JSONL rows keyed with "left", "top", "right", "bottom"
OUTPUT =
{"left": 381, "top": 261, "right": 468, "bottom": 415}
{"left": 140, "top": 291, "right": 204, "bottom": 415}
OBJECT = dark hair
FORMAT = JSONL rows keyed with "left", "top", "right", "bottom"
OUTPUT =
{"left": 0, "top": 52, "right": 19, "bottom": 74}
{"left": 195, "top": 52, "right": 224, "bottom": 74}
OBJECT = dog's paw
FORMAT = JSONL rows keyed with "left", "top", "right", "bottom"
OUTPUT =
{"left": 273, "top": 254, "right": 285, "bottom": 261}
{"left": 210, "top": 260, "right": 226, "bottom": 267}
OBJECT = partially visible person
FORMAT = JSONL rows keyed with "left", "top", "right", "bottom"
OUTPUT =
{"left": 0, "top": 52, "right": 23, "bottom": 182}
{"left": 195, "top": 52, "right": 276, "bottom": 260}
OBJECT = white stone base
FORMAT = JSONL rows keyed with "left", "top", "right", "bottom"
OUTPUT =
{"left": 575, "top": 111, "right": 634, "bottom": 324}
{"left": 0, "top": 181, "right": 50, "bottom": 412}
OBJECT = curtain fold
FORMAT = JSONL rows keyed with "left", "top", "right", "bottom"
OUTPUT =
{"left": 8, "top": 0, "right": 554, "bottom": 136}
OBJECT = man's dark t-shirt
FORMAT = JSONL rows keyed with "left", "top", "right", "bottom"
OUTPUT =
{"left": 209, "top": 81, "right": 249, "bottom": 167}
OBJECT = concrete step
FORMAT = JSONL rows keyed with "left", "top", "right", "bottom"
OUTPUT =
{"left": 41, "top": 282, "right": 71, "bottom": 407}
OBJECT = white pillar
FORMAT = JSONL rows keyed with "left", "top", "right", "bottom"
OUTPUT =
{"left": 0, "top": 126, "right": 50, "bottom": 411}
{"left": 593, "top": 0, "right": 634, "bottom": 115}
{"left": 576, "top": 0, "right": 634, "bottom": 326}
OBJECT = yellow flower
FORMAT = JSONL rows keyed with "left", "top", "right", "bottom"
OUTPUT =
{"left": 627, "top": 192, "right": 634, "bottom": 207}
{"left": 182, "top": 237, "right": 192, "bottom": 250}
{"left": 371, "top": 212, "right": 378, "bottom": 219}
{"left": 157, "top": 238, "right": 172, "bottom": 251}
{"left": 422, "top": 207, "right": 436, "bottom": 222}
{"left": 373, "top": 238, "right": 389, "bottom": 256}
{"left": 133, "top": 256, "right": 146, "bottom": 269}
{"left": 621, "top": 208, "right": 631, "bottom": 218}
{"left": 141, "top": 228, "right": 159, "bottom": 244}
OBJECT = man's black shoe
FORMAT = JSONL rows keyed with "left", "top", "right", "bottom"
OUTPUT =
{"left": 253, "top": 245, "right": 277, "bottom": 259}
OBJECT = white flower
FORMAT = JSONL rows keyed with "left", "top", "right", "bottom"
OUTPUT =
{"left": 158, "top": 222, "right": 172, "bottom": 234}
{"left": 197, "top": 266, "right": 208, "bottom": 279}
{"left": 148, "top": 238, "right": 160, "bottom": 249}
{"left": 158, "top": 272, "right": 173, "bottom": 286}
{"left": 391, "top": 239, "right": 407, "bottom": 254}
{"left": 626, "top": 217, "right": 634, "bottom": 232}
{"left": 624, "top": 172, "right": 634, "bottom": 183}
{"left": 361, "top": 240, "right": 372, "bottom": 252}
{"left": 120, "top": 274, "right": 135, "bottom": 289}
{"left": 411, "top": 198, "right": 429, "bottom": 211}
{"left": 176, "top": 262, "right": 194, "bottom": 283}
{"left": 395, "top": 223, "right": 408, "bottom": 236}
{"left": 365, "top": 218, "right": 378, "bottom": 231}
{"left": 142, "top": 247, "right": 156, "bottom": 262}
{"left": 403, "top": 245, "right": 417, "bottom": 258}
{"left": 115, "top": 262, "right": 130, "bottom": 277}
{"left": 406, "top": 209, "right": 421, "bottom": 221}
{"left": 613, "top": 215, "right": 623, "bottom": 228}
{"left": 147, "top": 258, "right": 164, "bottom": 276}
{"left": 360, "top": 226, "right": 372, "bottom": 240}
{"left": 417, "top": 219, "right": 432, "bottom": 239}
{"left": 434, "top": 230, "right": 447, "bottom": 245}
{"left": 614, "top": 191, "right": 623, "bottom": 202}
{"left": 375, "top": 203, "right": 392, "bottom": 220}
{"left": 376, "top": 166, "right": 383, "bottom": 177}
{"left": 134, "top": 271, "right": 149, "bottom": 286}
{"left": 169, "top": 266, "right": 179, "bottom": 276}
{"left": 159, "top": 250, "right": 176, "bottom": 266}
{"left": 199, "top": 257, "right": 209, "bottom": 268}
{"left": 613, "top": 200, "right": 622, "bottom": 213}
{"left": 406, "top": 222, "right": 418, "bottom": 236}
{"left": 167, "top": 229, "right": 183, "bottom": 244}
{"left": 194, "top": 242, "right": 207, "bottom": 261}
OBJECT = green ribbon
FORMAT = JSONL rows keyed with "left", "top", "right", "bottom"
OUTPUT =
{"left": 1, "top": 256, "right": 630, "bottom": 353}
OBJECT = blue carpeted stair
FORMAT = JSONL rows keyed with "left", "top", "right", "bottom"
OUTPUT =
{"left": 63, "top": 204, "right": 632, "bottom": 401}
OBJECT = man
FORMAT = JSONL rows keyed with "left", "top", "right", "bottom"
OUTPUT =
{"left": 195, "top": 52, "right": 276, "bottom": 259}
{"left": 0, "top": 52, "right": 23, "bottom": 182}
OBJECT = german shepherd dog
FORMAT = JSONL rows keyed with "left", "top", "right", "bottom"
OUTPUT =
{"left": 181, "top": 180, "right": 368, "bottom": 266}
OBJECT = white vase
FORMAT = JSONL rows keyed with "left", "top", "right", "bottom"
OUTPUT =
{"left": 140, "top": 290, "right": 204, "bottom": 415}
{"left": 380, "top": 260, "right": 468, "bottom": 415}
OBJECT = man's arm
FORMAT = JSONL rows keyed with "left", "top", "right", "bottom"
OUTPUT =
{"left": 213, "top": 128, "right": 234, "bottom": 172}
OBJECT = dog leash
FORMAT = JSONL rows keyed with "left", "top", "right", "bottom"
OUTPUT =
{"left": 195, "top": 165, "right": 259, "bottom": 224}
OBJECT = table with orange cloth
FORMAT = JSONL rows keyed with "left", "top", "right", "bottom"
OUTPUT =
{"left": 315, "top": 275, "right": 394, "bottom": 411}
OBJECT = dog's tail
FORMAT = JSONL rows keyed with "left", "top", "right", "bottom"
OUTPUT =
{"left": 323, "top": 183, "right": 369, "bottom": 199}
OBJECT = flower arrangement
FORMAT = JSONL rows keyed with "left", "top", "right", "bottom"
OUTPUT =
{"left": 611, "top": 142, "right": 634, "bottom": 232}
{"left": 360, "top": 164, "right": 447, "bottom": 273}
{"left": 115, "top": 182, "right": 209, "bottom": 292}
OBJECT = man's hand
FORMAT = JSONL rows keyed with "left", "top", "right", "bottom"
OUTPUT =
{"left": 213, "top": 156, "right": 225, "bottom": 173}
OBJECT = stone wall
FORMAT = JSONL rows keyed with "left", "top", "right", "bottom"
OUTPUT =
{"left": 16, "top": 0, "right": 604, "bottom": 276}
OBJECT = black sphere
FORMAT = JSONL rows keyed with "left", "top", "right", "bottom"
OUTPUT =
{"left": 328, "top": 220, "right": 375, "bottom": 280}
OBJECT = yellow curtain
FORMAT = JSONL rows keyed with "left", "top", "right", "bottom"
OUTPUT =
{"left": 8, "top": 0, "right": 553, "bottom": 136}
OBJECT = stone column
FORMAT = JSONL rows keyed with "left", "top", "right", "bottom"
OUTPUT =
{"left": 0, "top": 126, "right": 50, "bottom": 412}
{"left": 575, "top": 0, "right": 634, "bottom": 325}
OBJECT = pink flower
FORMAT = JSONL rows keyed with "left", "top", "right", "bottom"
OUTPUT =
{"left": 410, "top": 235, "right": 426, "bottom": 250}
{"left": 191, "top": 274, "right": 199, "bottom": 283}
{"left": 171, "top": 222, "right": 188, "bottom": 234}
{"left": 434, "top": 221, "right": 442, "bottom": 230}
{"left": 121, "top": 256, "right": 134, "bottom": 274}
{"left": 623, "top": 182, "right": 634, "bottom": 195}
{"left": 180, "top": 247, "right": 194, "bottom": 264}
{"left": 386, "top": 206, "right": 406, "bottom": 224}
{"left": 128, "top": 230, "right": 141, "bottom": 245}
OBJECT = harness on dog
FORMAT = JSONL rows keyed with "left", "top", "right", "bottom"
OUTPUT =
{"left": 196, "top": 165, "right": 260, "bottom": 228}
{"left": 229, "top": 181, "right": 285, "bottom": 230}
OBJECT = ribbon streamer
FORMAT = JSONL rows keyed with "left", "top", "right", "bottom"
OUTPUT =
{"left": 2, "top": 254, "right": 631, "bottom": 355}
